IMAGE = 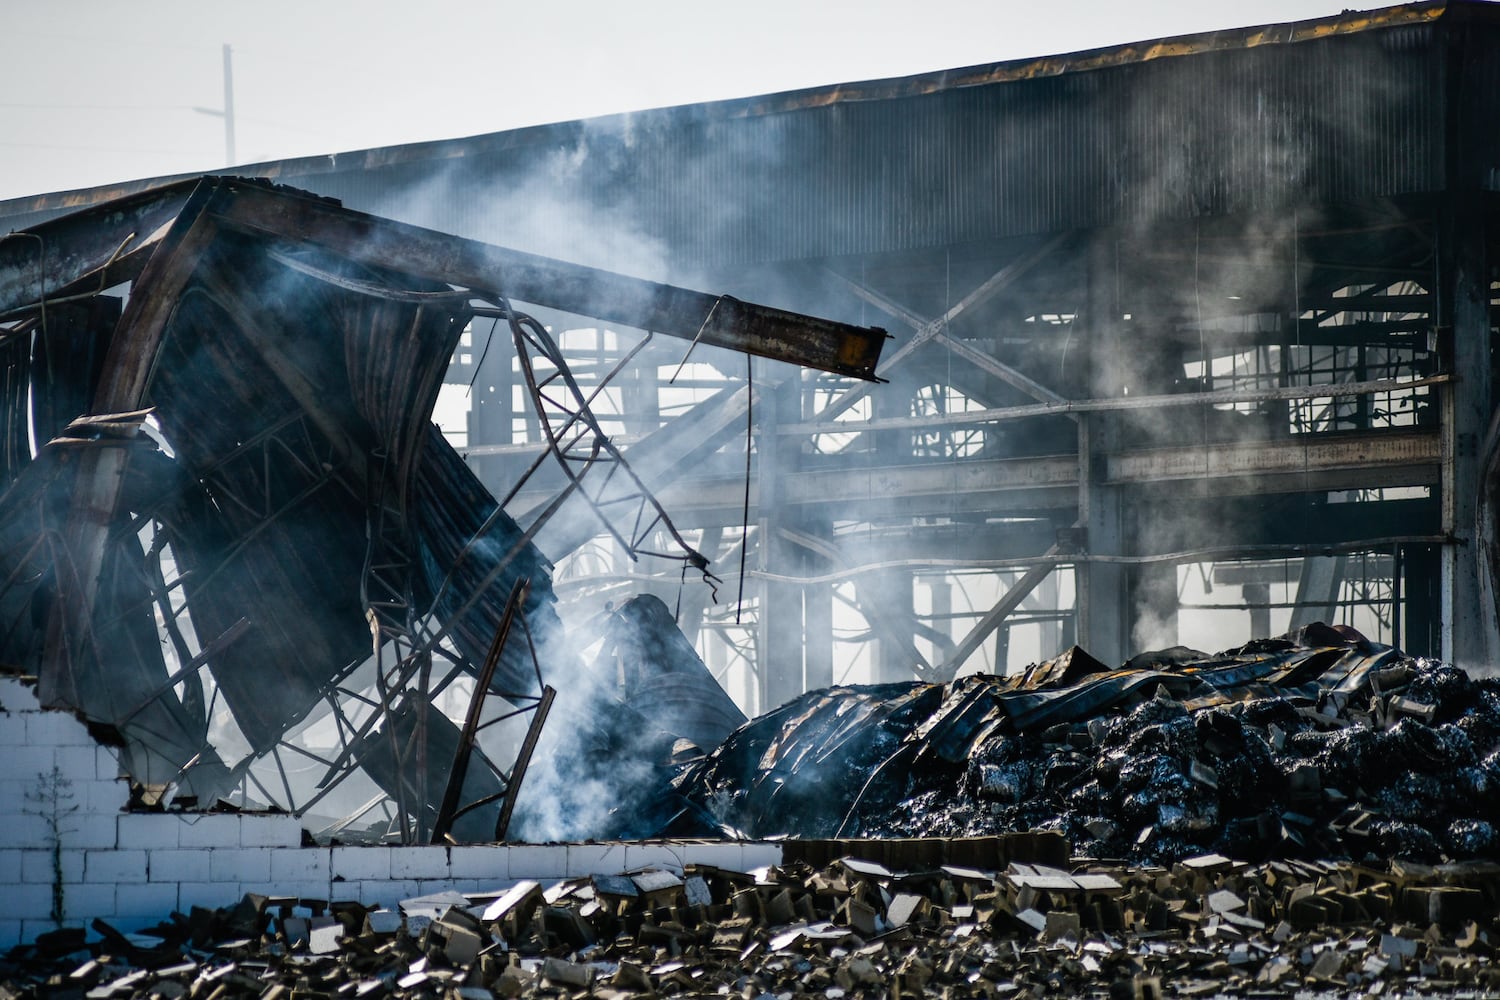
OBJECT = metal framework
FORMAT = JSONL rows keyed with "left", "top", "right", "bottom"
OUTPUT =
{"left": 1, "top": 3, "right": 1497, "bottom": 754}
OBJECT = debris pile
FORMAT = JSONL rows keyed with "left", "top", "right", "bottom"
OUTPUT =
{"left": 676, "top": 625, "right": 1500, "bottom": 863}
{"left": 8, "top": 841, "right": 1500, "bottom": 998}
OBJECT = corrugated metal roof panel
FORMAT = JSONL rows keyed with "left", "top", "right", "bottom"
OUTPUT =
{"left": 0, "top": 3, "right": 1485, "bottom": 265}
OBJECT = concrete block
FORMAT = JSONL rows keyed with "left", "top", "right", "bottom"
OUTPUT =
{"left": 148, "top": 847, "right": 212, "bottom": 883}
{"left": 6, "top": 747, "right": 56, "bottom": 780}
{"left": 61, "top": 811, "right": 120, "bottom": 850}
{"left": 7, "top": 882, "right": 55, "bottom": 921}
{"left": 0, "top": 813, "right": 53, "bottom": 849}
{"left": 178, "top": 814, "right": 244, "bottom": 849}
{"left": 95, "top": 747, "right": 122, "bottom": 781}
{"left": 117, "top": 813, "right": 182, "bottom": 850}
{"left": 447, "top": 877, "right": 509, "bottom": 896}
{"left": 54, "top": 745, "right": 101, "bottom": 780}
{"left": 26, "top": 713, "right": 92, "bottom": 748}
{"left": 85, "top": 849, "right": 147, "bottom": 884}
{"left": 22, "top": 918, "right": 66, "bottom": 945}
{"left": 0, "top": 848, "right": 23, "bottom": 883}
{"left": 415, "top": 879, "right": 463, "bottom": 898}
{"left": 449, "top": 845, "right": 507, "bottom": 879}
{"left": 83, "top": 779, "right": 129, "bottom": 815}
{"left": 20, "top": 849, "right": 53, "bottom": 883}
{"left": 64, "top": 882, "right": 117, "bottom": 923}
{"left": 22, "top": 847, "right": 82, "bottom": 883}
{"left": 108, "top": 913, "right": 163, "bottom": 935}
{"left": 331, "top": 845, "right": 390, "bottom": 881}
{"left": 566, "top": 842, "right": 628, "bottom": 877}
{"left": 277, "top": 880, "right": 332, "bottom": 902}
{"left": 506, "top": 844, "right": 568, "bottom": 879}
{"left": 0, "top": 779, "right": 41, "bottom": 819}
{"left": 0, "top": 678, "right": 42, "bottom": 711}
{"left": 740, "top": 842, "right": 783, "bottom": 871}
{"left": 210, "top": 847, "right": 271, "bottom": 883}
{"left": 678, "top": 841, "right": 745, "bottom": 872}
{"left": 623, "top": 842, "right": 687, "bottom": 873}
{"left": 0, "top": 920, "right": 22, "bottom": 951}
{"left": 0, "top": 715, "right": 27, "bottom": 747}
{"left": 271, "top": 848, "right": 331, "bottom": 884}
{"left": 239, "top": 814, "right": 301, "bottom": 848}
{"left": 115, "top": 882, "right": 178, "bottom": 919}
{"left": 390, "top": 846, "right": 449, "bottom": 879}
{"left": 359, "top": 879, "right": 420, "bottom": 909}
{"left": 178, "top": 881, "right": 241, "bottom": 912}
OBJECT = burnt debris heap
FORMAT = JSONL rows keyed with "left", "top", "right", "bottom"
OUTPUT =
{"left": 0, "top": 176, "right": 885, "bottom": 842}
{"left": 679, "top": 624, "right": 1500, "bottom": 864}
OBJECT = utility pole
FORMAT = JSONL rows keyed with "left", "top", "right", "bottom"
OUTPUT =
{"left": 192, "top": 44, "right": 236, "bottom": 167}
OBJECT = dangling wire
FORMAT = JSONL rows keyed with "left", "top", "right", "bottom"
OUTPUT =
{"left": 736, "top": 354, "right": 753, "bottom": 625}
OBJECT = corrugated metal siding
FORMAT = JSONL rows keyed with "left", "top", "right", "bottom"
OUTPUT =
{"left": 0, "top": 17, "right": 1463, "bottom": 266}
{"left": 1464, "top": 23, "right": 1500, "bottom": 191}
{"left": 605, "top": 25, "right": 1447, "bottom": 265}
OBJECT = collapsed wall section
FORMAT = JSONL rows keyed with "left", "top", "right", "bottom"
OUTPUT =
{"left": 0, "top": 678, "right": 780, "bottom": 950}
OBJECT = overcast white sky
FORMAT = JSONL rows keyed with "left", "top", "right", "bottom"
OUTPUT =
{"left": 1, "top": 0, "right": 1355, "bottom": 203}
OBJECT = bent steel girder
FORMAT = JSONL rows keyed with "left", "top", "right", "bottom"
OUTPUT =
{"left": 0, "top": 174, "right": 888, "bottom": 840}
{"left": 502, "top": 302, "right": 716, "bottom": 587}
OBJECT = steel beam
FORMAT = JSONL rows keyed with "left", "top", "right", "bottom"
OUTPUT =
{"left": 940, "top": 556, "right": 1059, "bottom": 678}
{"left": 1439, "top": 195, "right": 1491, "bottom": 669}
{"left": 818, "top": 233, "right": 1070, "bottom": 420}
{"left": 0, "top": 179, "right": 197, "bottom": 316}
{"left": 204, "top": 178, "right": 888, "bottom": 380}
{"left": 776, "top": 374, "right": 1451, "bottom": 436}
{"left": 572, "top": 430, "right": 1441, "bottom": 525}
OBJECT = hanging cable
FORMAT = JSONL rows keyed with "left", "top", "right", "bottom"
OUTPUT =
{"left": 736, "top": 355, "right": 753, "bottom": 625}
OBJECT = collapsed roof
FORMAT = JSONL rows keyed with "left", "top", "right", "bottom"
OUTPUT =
{"left": 0, "top": 176, "right": 886, "bottom": 838}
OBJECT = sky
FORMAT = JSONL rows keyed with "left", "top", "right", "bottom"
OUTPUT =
{"left": 0, "top": 0, "right": 1359, "bottom": 204}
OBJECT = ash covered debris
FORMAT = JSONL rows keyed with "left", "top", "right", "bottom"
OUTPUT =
{"left": 8, "top": 844, "right": 1500, "bottom": 999}
{"left": 675, "top": 624, "right": 1500, "bottom": 864}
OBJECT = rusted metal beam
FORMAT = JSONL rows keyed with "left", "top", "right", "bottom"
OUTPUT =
{"left": 40, "top": 184, "right": 223, "bottom": 712}
{"left": 199, "top": 178, "right": 887, "bottom": 380}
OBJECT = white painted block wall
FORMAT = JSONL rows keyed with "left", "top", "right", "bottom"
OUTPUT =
{"left": 0, "top": 677, "right": 781, "bottom": 950}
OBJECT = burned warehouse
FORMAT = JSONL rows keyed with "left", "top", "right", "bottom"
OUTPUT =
{"left": 2, "top": 1, "right": 1500, "bottom": 992}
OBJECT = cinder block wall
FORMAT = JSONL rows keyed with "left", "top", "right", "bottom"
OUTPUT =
{"left": 0, "top": 678, "right": 781, "bottom": 949}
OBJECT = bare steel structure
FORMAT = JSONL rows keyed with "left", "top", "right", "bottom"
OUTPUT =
{"left": 1, "top": 2, "right": 1498, "bottom": 832}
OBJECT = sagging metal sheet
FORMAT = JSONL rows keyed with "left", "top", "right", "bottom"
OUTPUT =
{"left": 0, "top": 175, "right": 881, "bottom": 836}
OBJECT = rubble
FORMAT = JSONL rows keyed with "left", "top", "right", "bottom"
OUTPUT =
{"left": 674, "top": 624, "right": 1500, "bottom": 865}
{"left": 7, "top": 839, "right": 1500, "bottom": 999}
{"left": 0, "top": 176, "right": 884, "bottom": 842}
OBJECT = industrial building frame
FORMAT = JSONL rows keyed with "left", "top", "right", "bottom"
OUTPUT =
{"left": 1, "top": 0, "right": 1497, "bottom": 731}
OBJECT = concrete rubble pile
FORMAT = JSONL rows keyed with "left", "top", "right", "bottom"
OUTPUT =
{"left": 675, "top": 624, "right": 1500, "bottom": 863}
{"left": 5, "top": 835, "right": 1500, "bottom": 999}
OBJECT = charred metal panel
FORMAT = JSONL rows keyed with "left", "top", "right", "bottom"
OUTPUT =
{"left": 0, "top": 177, "right": 860, "bottom": 837}
{"left": 592, "top": 595, "right": 747, "bottom": 753}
